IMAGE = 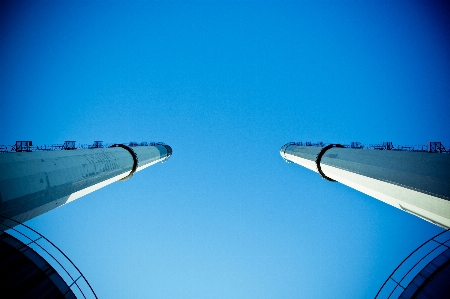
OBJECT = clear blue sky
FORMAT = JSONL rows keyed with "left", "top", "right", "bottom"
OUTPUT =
{"left": 1, "top": 0, "right": 449, "bottom": 298}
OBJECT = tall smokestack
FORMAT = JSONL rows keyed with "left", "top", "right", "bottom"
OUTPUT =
{"left": 0, "top": 142, "right": 172, "bottom": 225}
{"left": 280, "top": 142, "right": 450, "bottom": 228}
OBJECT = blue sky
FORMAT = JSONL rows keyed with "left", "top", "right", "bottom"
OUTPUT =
{"left": 1, "top": 1, "right": 449, "bottom": 298}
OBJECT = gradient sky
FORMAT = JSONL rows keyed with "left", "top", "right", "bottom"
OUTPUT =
{"left": 1, "top": 1, "right": 450, "bottom": 298}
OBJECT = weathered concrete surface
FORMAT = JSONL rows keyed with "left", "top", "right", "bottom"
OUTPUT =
{"left": 0, "top": 145, "right": 170, "bottom": 225}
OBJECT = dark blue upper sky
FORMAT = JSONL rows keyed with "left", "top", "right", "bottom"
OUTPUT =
{"left": 1, "top": 1, "right": 449, "bottom": 298}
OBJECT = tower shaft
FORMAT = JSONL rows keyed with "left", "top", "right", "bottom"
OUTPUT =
{"left": 281, "top": 144, "right": 450, "bottom": 228}
{"left": 0, "top": 144, "right": 171, "bottom": 225}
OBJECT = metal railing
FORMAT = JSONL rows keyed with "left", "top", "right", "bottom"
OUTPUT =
{"left": 0, "top": 140, "right": 168, "bottom": 153}
{"left": 375, "top": 229, "right": 450, "bottom": 298}
{"left": 0, "top": 215, "right": 98, "bottom": 299}
{"left": 281, "top": 141, "right": 448, "bottom": 153}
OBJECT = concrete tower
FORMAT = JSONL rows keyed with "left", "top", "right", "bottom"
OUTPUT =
{"left": 0, "top": 142, "right": 172, "bottom": 226}
{"left": 280, "top": 142, "right": 450, "bottom": 228}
